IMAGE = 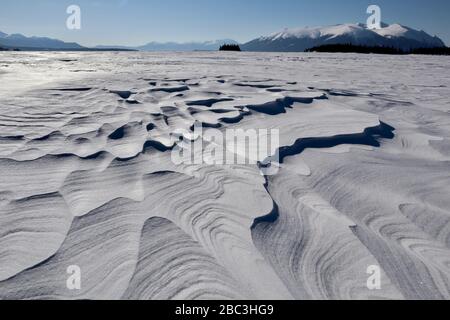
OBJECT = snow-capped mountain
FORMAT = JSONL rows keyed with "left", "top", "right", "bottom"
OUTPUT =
{"left": 241, "top": 23, "right": 446, "bottom": 52}
{"left": 372, "top": 24, "right": 445, "bottom": 49}
{"left": 0, "top": 31, "right": 84, "bottom": 50}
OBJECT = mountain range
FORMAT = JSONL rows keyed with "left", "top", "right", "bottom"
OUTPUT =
{"left": 0, "top": 32, "right": 84, "bottom": 50}
{"left": 241, "top": 23, "right": 446, "bottom": 52}
{"left": 0, "top": 30, "right": 237, "bottom": 51}
{"left": 122, "top": 39, "right": 239, "bottom": 51}
{"left": 0, "top": 23, "right": 446, "bottom": 52}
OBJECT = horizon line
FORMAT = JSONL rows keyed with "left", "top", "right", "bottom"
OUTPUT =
{"left": 1, "top": 20, "right": 448, "bottom": 48}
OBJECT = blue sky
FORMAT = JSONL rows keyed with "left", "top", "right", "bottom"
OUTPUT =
{"left": 0, "top": 0, "right": 449, "bottom": 46}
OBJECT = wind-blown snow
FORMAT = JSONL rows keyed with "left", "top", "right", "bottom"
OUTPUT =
{"left": 0, "top": 51, "right": 449, "bottom": 300}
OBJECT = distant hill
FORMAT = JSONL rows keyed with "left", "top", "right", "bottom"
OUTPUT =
{"left": 94, "top": 45, "right": 136, "bottom": 50}
{"left": 241, "top": 23, "right": 446, "bottom": 52}
{"left": 134, "top": 39, "right": 239, "bottom": 51}
{"left": 0, "top": 31, "right": 84, "bottom": 50}
{"left": 0, "top": 30, "right": 236, "bottom": 51}
{"left": 0, "top": 31, "right": 135, "bottom": 51}
{"left": 95, "top": 40, "right": 240, "bottom": 52}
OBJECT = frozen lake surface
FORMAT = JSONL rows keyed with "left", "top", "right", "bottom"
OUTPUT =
{"left": 0, "top": 51, "right": 450, "bottom": 299}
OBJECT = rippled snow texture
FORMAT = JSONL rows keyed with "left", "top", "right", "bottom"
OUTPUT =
{"left": 0, "top": 51, "right": 449, "bottom": 300}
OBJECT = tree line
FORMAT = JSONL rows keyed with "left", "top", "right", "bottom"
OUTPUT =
{"left": 305, "top": 43, "right": 450, "bottom": 55}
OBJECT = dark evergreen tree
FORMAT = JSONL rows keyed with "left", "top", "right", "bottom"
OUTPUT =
{"left": 219, "top": 44, "right": 241, "bottom": 52}
{"left": 411, "top": 47, "right": 450, "bottom": 55}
